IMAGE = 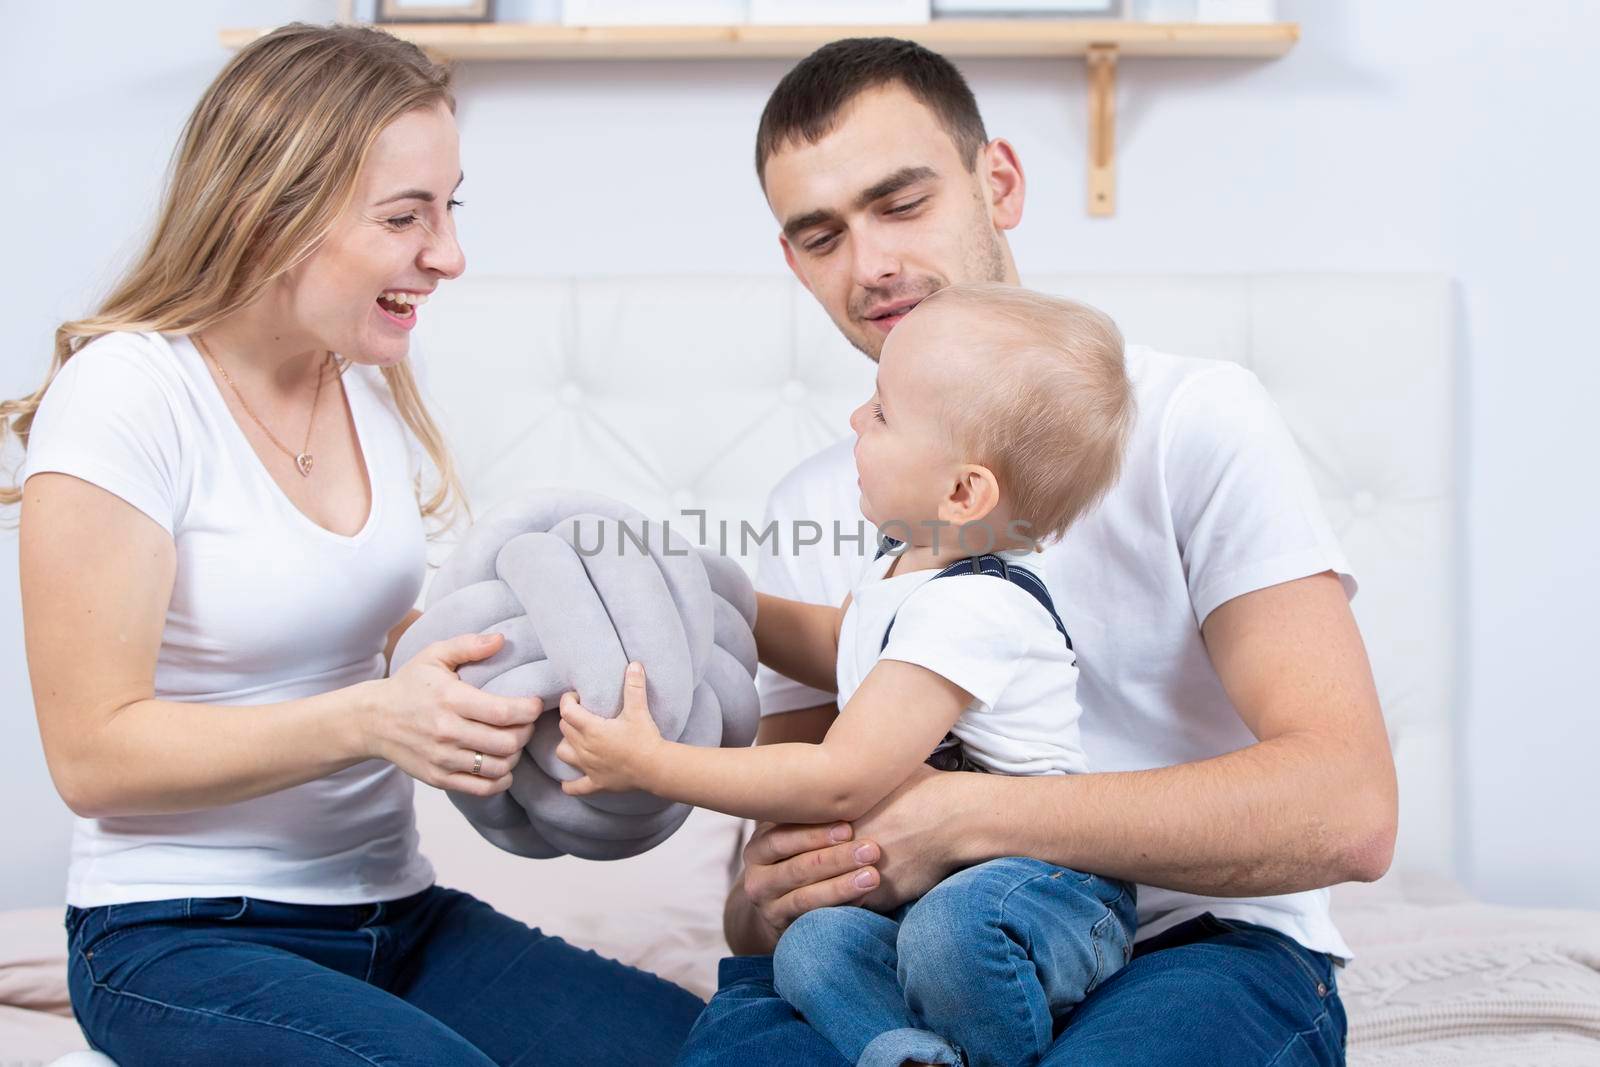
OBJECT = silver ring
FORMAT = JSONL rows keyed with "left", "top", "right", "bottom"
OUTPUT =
{"left": 471, "top": 751, "right": 485, "bottom": 776}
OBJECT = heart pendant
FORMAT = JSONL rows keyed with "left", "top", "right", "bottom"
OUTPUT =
{"left": 295, "top": 453, "right": 314, "bottom": 477}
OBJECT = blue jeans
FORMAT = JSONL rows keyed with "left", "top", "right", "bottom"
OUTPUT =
{"left": 681, "top": 910, "right": 1346, "bottom": 1066}
{"left": 772, "top": 858, "right": 1136, "bottom": 1066}
{"left": 65, "top": 885, "right": 704, "bottom": 1065}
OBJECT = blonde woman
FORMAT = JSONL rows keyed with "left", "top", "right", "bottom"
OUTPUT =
{"left": 5, "top": 23, "right": 701, "bottom": 1066}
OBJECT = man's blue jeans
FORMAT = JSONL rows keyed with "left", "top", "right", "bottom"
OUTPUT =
{"left": 65, "top": 885, "right": 705, "bottom": 1065}
{"left": 681, "top": 911, "right": 1347, "bottom": 1066}
{"left": 772, "top": 857, "right": 1136, "bottom": 1066}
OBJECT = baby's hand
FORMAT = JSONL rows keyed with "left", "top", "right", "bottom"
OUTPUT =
{"left": 556, "top": 662, "right": 663, "bottom": 795}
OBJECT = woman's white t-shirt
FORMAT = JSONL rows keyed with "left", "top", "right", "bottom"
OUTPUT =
{"left": 23, "top": 331, "right": 434, "bottom": 907}
{"left": 755, "top": 346, "right": 1357, "bottom": 959}
{"left": 838, "top": 548, "right": 1086, "bottom": 777}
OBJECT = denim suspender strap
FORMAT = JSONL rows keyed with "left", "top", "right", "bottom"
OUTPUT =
{"left": 876, "top": 552, "right": 1074, "bottom": 653}
{"left": 870, "top": 542, "right": 1075, "bottom": 776}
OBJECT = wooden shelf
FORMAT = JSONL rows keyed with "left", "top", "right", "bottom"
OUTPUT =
{"left": 219, "top": 20, "right": 1297, "bottom": 217}
{"left": 219, "top": 20, "right": 1298, "bottom": 62}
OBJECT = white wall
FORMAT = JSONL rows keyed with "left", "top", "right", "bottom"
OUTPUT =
{"left": 3, "top": 0, "right": 1596, "bottom": 910}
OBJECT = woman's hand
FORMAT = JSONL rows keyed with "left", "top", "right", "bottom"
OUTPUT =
{"left": 365, "top": 632, "right": 543, "bottom": 798}
{"left": 555, "top": 662, "right": 663, "bottom": 795}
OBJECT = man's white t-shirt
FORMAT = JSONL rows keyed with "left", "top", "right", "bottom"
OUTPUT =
{"left": 756, "top": 345, "right": 1356, "bottom": 959}
{"left": 23, "top": 331, "right": 435, "bottom": 907}
{"left": 839, "top": 547, "right": 1085, "bottom": 777}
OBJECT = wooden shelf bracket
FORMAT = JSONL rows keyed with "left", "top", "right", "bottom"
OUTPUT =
{"left": 1087, "top": 43, "right": 1118, "bottom": 217}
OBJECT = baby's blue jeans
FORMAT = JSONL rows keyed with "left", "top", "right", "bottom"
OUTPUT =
{"left": 772, "top": 856, "right": 1137, "bottom": 1067}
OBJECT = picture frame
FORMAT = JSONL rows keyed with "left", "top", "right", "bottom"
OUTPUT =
{"left": 932, "top": 0, "right": 1122, "bottom": 15}
{"left": 374, "top": 0, "right": 495, "bottom": 24}
{"left": 749, "top": 0, "right": 930, "bottom": 25}
{"left": 562, "top": 1, "right": 747, "bottom": 25}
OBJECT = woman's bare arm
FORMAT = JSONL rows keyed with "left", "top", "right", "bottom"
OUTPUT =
{"left": 385, "top": 609, "right": 423, "bottom": 674}
{"left": 22, "top": 474, "right": 539, "bottom": 818}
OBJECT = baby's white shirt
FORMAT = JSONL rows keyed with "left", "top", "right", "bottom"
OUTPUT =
{"left": 836, "top": 547, "right": 1086, "bottom": 777}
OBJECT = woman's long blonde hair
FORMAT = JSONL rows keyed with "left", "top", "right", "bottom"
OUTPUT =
{"left": 0, "top": 22, "right": 465, "bottom": 525}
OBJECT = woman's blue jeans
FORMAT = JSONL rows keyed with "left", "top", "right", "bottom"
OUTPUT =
{"left": 65, "top": 885, "right": 704, "bottom": 1065}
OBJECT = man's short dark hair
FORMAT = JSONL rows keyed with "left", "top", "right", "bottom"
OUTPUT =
{"left": 755, "top": 37, "right": 989, "bottom": 185}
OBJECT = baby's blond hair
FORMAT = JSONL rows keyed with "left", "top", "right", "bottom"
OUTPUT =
{"left": 918, "top": 284, "right": 1135, "bottom": 543}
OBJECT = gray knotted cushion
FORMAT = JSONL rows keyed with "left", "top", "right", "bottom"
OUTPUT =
{"left": 392, "top": 489, "right": 760, "bottom": 861}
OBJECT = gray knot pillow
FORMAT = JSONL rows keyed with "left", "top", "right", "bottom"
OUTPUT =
{"left": 393, "top": 489, "right": 760, "bottom": 860}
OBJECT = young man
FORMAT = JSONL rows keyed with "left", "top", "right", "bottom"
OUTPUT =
{"left": 679, "top": 39, "right": 1395, "bottom": 1066}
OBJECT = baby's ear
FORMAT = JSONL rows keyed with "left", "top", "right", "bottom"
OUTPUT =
{"left": 950, "top": 463, "right": 1002, "bottom": 520}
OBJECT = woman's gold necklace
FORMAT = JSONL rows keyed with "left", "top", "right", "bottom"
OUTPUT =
{"left": 195, "top": 333, "right": 329, "bottom": 477}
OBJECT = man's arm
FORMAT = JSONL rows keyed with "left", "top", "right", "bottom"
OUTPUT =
{"left": 753, "top": 592, "right": 845, "bottom": 695}
{"left": 860, "top": 571, "right": 1397, "bottom": 904}
{"left": 724, "top": 571, "right": 1397, "bottom": 951}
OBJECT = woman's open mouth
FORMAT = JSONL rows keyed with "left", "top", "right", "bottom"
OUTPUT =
{"left": 376, "top": 289, "right": 427, "bottom": 329}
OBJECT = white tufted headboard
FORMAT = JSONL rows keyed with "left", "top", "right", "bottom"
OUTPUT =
{"left": 408, "top": 273, "right": 1456, "bottom": 985}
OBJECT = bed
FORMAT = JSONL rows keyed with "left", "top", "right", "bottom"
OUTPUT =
{"left": 8, "top": 273, "right": 1598, "bottom": 1065}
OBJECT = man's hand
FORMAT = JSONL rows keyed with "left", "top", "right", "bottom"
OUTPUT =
{"left": 556, "top": 662, "right": 662, "bottom": 795}
{"left": 841, "top": 764, "right": 965, "bottom": 912}
{"left": 733, "top": 820, "right": 883, "bottom": 953}
{"left": 728, "top": 764, "right": 967, "bottom": 953}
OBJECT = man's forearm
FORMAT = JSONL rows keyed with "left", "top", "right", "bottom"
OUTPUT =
{"left": 754, "top": 592, "right": 840, "bottom": 693}
{"left": 940, "top": 731, "right": 1396, "bottom": 896}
